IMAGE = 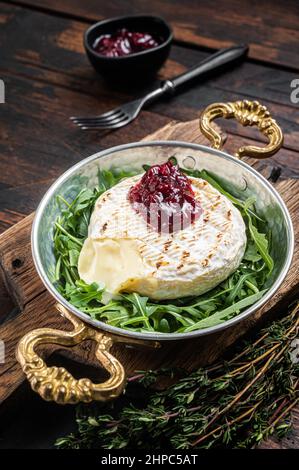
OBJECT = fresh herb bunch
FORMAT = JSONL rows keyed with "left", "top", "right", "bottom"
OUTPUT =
{"left": 53, "top": 161, "right": 274, "bottom": 333}
{"left": 55, "top": 304, "right": 299, "bottom": 449}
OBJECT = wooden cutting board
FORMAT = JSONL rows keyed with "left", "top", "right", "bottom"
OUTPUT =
{"left": 0, "top": 118, "right": 298, "bottom": 407}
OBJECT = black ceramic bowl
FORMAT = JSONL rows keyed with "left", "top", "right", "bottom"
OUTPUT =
{"left": 84, "top": 15, "right": 173, "bottom": 82}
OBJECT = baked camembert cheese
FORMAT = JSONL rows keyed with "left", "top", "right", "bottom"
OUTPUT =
{"left": 78, "top": 162, "right": 246, "bottom": 301}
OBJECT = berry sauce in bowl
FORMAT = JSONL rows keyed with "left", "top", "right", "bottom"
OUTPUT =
{"left": 84, "top": 15, "right": 173, "bottom": 82}
{"left": 93, "top": 28, "right": 161, "bottom": 57}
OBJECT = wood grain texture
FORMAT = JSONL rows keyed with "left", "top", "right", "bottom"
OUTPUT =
{"left": 10, "top": 0, "right": 299, "bottom": 70}
{"left": 0, "top": 120, "right": 298, "bottom": 455}
{"left": 0, "top": 3, "right": 298, "bottom": 157}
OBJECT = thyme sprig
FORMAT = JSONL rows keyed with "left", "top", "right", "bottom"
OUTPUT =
{"left": 56, "top": 304, "right": 299, "bottom": 449}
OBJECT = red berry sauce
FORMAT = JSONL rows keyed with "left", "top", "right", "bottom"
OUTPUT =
{"left": 92, "top": 28, "right": 160, "bottom": 57}
{"left": 129, "top": 161, "right": 202, "bottom": 233}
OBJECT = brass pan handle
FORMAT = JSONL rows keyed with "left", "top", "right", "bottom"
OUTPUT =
{"left": 199, "top": 100, "right": 283, "bottom": 159}
{"left": 16, "top": 304, "right": 125, "bottom": 404}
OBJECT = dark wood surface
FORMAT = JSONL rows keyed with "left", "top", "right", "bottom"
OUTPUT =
{"left": 0, "top": 119, "right": 299, "bottom": 450}
{"left": 8, "top": 0, "right": 299, "bottom": 69}
{"left": 0, "top": 0, "right": 298, "bottom": 449}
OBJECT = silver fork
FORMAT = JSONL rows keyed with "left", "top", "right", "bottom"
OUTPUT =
{"left": 71, "top": 45, "right": 248, "bottom": 130}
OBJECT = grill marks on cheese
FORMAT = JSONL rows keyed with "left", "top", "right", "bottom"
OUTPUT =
{"left": 78, "top": 175, "right": 246, "bottom": 300}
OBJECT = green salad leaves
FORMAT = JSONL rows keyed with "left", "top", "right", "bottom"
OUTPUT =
{"left": 53, "top": 163, "right": 274, "bottom": 334}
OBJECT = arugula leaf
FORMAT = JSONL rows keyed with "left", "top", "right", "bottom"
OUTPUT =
{"left": 182, "top": 290, "right": 268, "bottom": 332}
{"left": 69, "top": 248, "right": 80, "bottom": 267}
{"left": 243, "top": 241, "right": 262, "bottom": 262}
{"left": 65, "top": 280, "right": 104, "bottom": 308}
{"left": 122, "top": 293, "right": 154, "bottom": 331}
{"left": 247, "top": 216, "right": 274, "bottom": 273}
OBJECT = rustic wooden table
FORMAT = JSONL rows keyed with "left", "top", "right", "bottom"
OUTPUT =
{"left": 0, "top": 0, "right": 298, "bottom": 449}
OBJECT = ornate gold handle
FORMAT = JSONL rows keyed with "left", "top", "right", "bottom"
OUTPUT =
{"left": 16, "top": 304, "right": 125, "bottom": 404}
{"left": 199, "top": 100, "right": 283, "bottom": 159}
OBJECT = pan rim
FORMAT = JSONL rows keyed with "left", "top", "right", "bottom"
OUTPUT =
{"left": 31, "top": 140, "right": 294, "bottom": 342}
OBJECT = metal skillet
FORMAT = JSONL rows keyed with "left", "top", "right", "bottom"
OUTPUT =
{"left": 16, "top": 100, "right": 293, "bottom": 404}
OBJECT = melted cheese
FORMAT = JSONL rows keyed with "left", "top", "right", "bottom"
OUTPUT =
{"left": 78, "top": 175, "right": 247, "bottom": 300}
{"left": 78, "top": 237, "right": 149, "bottom": 293}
